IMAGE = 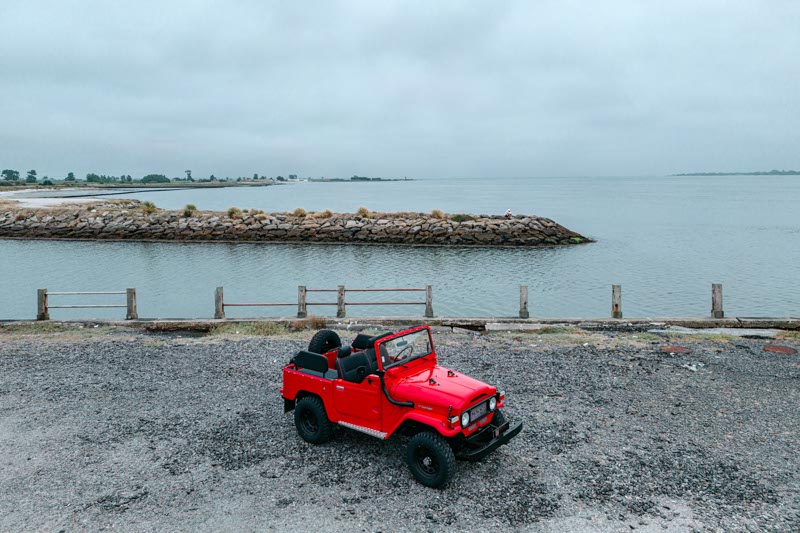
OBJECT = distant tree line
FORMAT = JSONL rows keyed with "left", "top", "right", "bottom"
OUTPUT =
{"left": 86, "top": 173, "right": 134, "bottom": 183}
{"left": 1, "top": 169, "right": 52, "bottom": 186}
{"left": 1, "top": 168, "right": 332, "bottom": 186}
{"left": 1, "top": 169, "right": 293, "bottom": 186}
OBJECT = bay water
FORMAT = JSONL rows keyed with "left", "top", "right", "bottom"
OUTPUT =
{"left": 1, "top": 176, "right": 798, "bottom": 320}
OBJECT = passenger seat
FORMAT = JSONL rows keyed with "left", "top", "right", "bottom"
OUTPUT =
{"left": 336, "top": 351, "right": 371, "bottom": 383}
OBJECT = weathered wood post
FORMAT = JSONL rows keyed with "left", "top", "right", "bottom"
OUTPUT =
{"left": 214, "top": 287, "right": 225, "bottom": 319}
{"left": 126, "top": 288, "right": 138, "bottom": 320}
{"left": 519, "top": 285, "right": 529, "bottom": 319}
{"left": 297, "top": 285, "right": 307, "bottom": 318}
{"left": 611, "top": 284, "right": 622, "bottom": 319}
{"left": 425, "top": 285, "right": 434, "bottom": 318}
{"left": 37, "top": 288, "right": 49, "bottom": 321}
{"left": 711, "top": 283, "right": 724, "bottom": 318}
{"left": 337, "top": 285, "right": 346, "bottom": 318}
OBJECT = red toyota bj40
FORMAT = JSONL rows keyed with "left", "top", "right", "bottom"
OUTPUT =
{"left": 281, "top": 325, "right": 522, "bottom": 488}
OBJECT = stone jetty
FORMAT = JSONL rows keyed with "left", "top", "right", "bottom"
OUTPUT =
{"left": 0, "top": 203, "right": 590, "bottom": 246}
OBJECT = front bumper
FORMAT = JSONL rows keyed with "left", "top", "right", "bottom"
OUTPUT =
{"left": 456, "top": 419, "right": 523, "bottom": 461}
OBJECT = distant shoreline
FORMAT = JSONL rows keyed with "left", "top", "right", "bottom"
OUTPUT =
{"left": 673, "top": 170, "right": 799, "bottom": 176}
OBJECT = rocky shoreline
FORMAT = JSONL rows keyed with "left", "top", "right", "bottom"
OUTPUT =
{"left": 0, "top": 202, "right": 590, "bottom": 246}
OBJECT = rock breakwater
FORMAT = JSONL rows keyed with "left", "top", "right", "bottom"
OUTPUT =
{"left": 0, "top": 205, "right": 590, "bottom": 246}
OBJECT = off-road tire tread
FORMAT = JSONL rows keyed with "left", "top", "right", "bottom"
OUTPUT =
{"left": 406, "top": 431, "right": 455, "bottom": 489}
{"left": 308, "top": 330, "right": 342, "bottom": 354}
{"left": 294, "top": 396, "right": 333, "bottom": 444}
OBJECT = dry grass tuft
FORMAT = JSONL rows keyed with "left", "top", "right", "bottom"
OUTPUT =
{"left": 431, "top": 208, "right": 445, "bottom": 219}
{"left": 535, "top": 326, "right": 585, "bottom": 335}
{"left": 289, "top": 315, "right": 328, "bottom": 331}
{"left": 0, "top": 322, "right": 72, "bottom": 335}
{"left": 292, "top": 207, "right": 307, "bottom": 217}
{"left": 210, "top": 322, "right": 287, "bottom": 337}
{"left": 0, "top": 199, "right": 20, "bottom": 210}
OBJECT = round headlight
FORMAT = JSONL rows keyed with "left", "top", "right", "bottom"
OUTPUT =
{"left": 460, "top": 411, "right": 470, "bottom": 427}
{"left": 489, "top": 397, "right": 497, "bottom": 411}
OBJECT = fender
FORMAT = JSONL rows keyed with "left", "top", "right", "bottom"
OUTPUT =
{"left": 386, "top": 411, "right": 462, "bottom": 439}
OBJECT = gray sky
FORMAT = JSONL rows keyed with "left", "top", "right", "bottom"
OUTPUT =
{"left": 1, "top": 0, "right": 798, "bottom": 179}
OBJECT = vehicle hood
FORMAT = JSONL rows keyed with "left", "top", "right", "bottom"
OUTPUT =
{"left": 390, "top": 365, "right": 495, "bottom": 411}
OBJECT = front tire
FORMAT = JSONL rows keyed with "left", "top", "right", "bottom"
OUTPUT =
{"left": 308, "top": 329, "right": 341, "bottom": 354}
{"left": 294, "top": 396, "right": 333, "bottom": 444}
{"left": 406, "top": 431, "right": 455, "bottom": 488}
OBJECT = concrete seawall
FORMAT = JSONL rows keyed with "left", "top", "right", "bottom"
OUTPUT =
{"left": 0, "top": 205, "right": 590, "bottom": 246}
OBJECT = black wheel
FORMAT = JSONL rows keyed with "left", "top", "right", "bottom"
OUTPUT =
{"left": 294, "top": 396, "right": 332, "bottom": 444}
{"left": 308, "top": 330, "right": 341, "bottom": 354}
{"left": 492, "top": 408, "right": 506, "bottom": 426}
{"left": 406, "top": 431, "right": 455, "bottom": 488}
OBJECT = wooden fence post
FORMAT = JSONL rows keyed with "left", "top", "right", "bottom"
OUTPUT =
{"left": 126, "top": 288, "right": 138, "bottom": 320}
{"left": 214, "top": 287, "right": 225, "bottom": 319}
{"left": 711, "top": 283, "right": 724, "bottom": 318}
{"left": 425, "top": 285, "right": 434, "bottom": 318}
{"left": 37, "top": 288, "right": 49, "bottom": 321}
{"left": 297, "top": 285, "right": 307, "bottom": 318}
{"left": 519, "top": 285, "right": 529, "bottom": 318}
{"left": 337, "top": 285, "right": 346, "bottom": 318}
{"left": 611, "top": 284, "right": 622, "bottom": 319}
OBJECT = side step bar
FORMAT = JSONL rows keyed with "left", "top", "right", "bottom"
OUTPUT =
{"left": 338, "top": 421, "right": 388, "bottom": 440}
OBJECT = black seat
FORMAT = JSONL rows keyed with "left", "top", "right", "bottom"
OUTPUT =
{"left": 336, "top": 346, "right": 352, "bottom": 359}
{"left": 351, "top": 332, "right": 392, "bottom": 350}
{"left": 336, "top": 351, "right": 370, "bottom": 383}
{"left": 291, "top": 350, "right": 336, "bottom": 379}
{"left": 363, "top": 348, "right": 379, "bottom": 372}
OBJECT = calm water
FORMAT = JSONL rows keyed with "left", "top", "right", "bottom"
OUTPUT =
{"left": 1, "top": 176, "right": 798, "bottom": 319}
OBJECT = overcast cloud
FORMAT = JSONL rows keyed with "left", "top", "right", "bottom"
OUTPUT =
{"left": 1, "top": 0, "right": 798, "bottom": 179}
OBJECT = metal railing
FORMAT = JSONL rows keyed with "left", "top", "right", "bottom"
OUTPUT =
{"left": 37, "top": 288, "right": 137, "bottom": 320}
{"left": 518, "top": 283, "right": 726, "bottom": 319}
{"left": 215, "top": 285, "right": 433, "bottom": 319}
{"left": 30, "top": 283, "right": 730, "bottom": 321}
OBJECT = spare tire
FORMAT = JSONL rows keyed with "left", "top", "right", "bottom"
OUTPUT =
{"left": 308, "top": 329, "right": 341, "bottom": 354}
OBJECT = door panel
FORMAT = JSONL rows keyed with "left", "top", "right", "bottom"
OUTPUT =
{"left": 333, "top": 377, "right": 381, "bottom": 423}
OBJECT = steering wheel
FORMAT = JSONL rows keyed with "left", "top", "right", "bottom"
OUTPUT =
{"left": 393, "top": 344, "right": 414, "bottom": 361}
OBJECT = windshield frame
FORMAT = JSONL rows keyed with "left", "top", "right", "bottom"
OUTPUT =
{"left": 375, "top": 326, "right": 435, "bottom": 371}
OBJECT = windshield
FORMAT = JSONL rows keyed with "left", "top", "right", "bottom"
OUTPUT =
{"left": 378, "top": 329, "right": 433, "bottom": 369}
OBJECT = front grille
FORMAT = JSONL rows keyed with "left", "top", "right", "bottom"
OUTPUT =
{"left": 469, "top": 400, "right": 489, "bottom": 422}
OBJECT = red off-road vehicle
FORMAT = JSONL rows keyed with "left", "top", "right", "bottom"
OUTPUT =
{"left": 281, "top": 325, "right": 522, "bottom": 488}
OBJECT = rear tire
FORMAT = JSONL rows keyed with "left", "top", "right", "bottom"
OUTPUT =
{"left": 308, "top": 330, "right": 341, "bottom": 354}
{"left": 406, "top": 431, "right": 455, "bottom": 488}
{"left": 294, "top": 396, "right": 333, "bottom": 444}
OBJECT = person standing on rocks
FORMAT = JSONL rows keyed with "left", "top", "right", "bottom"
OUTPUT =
{"left": 505, "top": 209, "right": 513, "bottom": 218}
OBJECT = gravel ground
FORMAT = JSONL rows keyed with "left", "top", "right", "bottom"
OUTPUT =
{"left": 1, "top": 325, "right": 798, "bottom": 532}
